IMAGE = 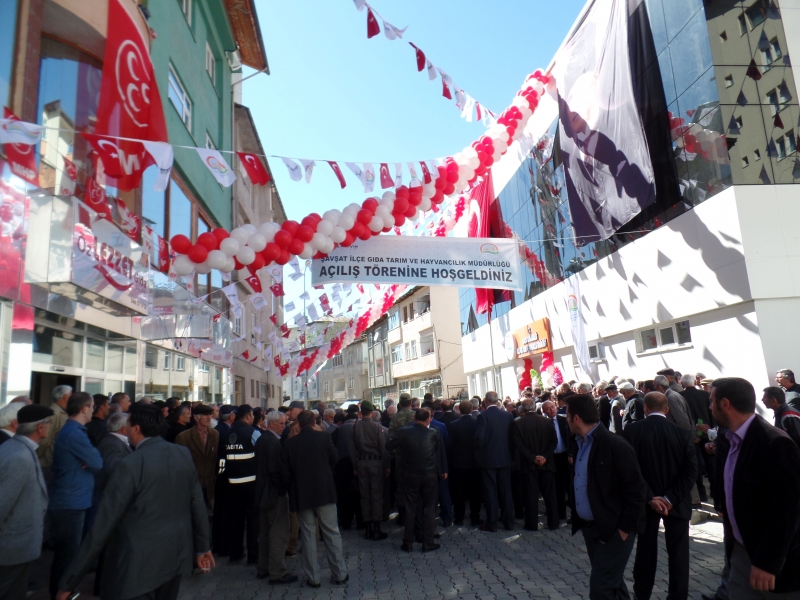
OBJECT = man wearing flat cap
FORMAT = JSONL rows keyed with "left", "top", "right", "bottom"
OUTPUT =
{"left": 0, "top": 404, "right": 52, "bottom": 600}
{"left": 176, "top": 404, "right": 219, "bottom": 516}
{"left": 215, "top": 404, "right": 236, "bottom": 445}
{"left": 349, "top": 401, "right": 389, "bottom": 541}
{"left": 280, "top": 401, "right": 306, "bottom": 441}
{"left": 606, "top": 385, "right": 626, "bottom": 434}
{"left": 657, "top": 368, "right": 683, "bottom": 393}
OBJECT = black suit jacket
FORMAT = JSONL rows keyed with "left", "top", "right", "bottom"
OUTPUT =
{"left": 513, "top": 413, "right": 557, "bottom": 472}
{"left": 86, "top": 417, "right": 108, "bottom": 447}
{"left": 448, "top": 414, "right": 478, "bottom": 470}
{"left": 95, "top": 433, "right": 132, "bottom": 497}
{"left": 681, "top": 387, "right": 713, "bottom": 429}
{"left": 437, "top": 411, "right": 458, "bottom": 428}
{"left": 622, "top": 415, "right": 697, "bottom": 520}
{"left": 713, "top": 415, "right": 800, "bottom": 592}
{"left": 569, "top": 423, "right": 646, "bottom": 541}
{"left": 386, "top": 423, "right": 441, "bottom": 478}
{"left": 597, "top": 396, "right": 612, "bottom": 430}
{"left": 474, "top": 406, "right": 514, "bottom": 469}
{"left": 255, "top": 430, "right": 287, "bottom": 510}
{"left": 282, "top": 427, "right": 338, "bottom": 512}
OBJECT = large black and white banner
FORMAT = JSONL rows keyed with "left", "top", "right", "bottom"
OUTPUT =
{"left": 553, "top": 0, "right": 656, "bottom": 246}
{"left": 310, "top": 236, "right": 522, "bottom": 290}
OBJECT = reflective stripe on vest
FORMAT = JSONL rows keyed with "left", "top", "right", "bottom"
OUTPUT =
{"left": 228, "top": 475, "right": 256, "bottom": 484}
{"left": 226, "top": 452, "right": 255, "bottom": 460}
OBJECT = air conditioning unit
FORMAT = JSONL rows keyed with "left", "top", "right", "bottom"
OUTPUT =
{"left": 226, "top": 49, "right": 242, "bottom": 71}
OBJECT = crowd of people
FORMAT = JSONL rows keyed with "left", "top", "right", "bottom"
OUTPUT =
{"left": 1, "top": 366, "right": 799, "bottom": 599}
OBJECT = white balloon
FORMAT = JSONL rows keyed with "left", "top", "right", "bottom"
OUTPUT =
{"left": 223, "top": 258, "right": 236, "bottom": 272}
{"left": 173, "top": 254, "right": 195, "bottom": 276}
{"left": 247, "top": 233, "right": 267, "bottom": 252}
{"left": 531, "top": 80, "right": 545, "bottom": 95}
{"left": 338, "top": 214, "right": 355, "bottom": 230}
{"left": 230, "top": 227, "right": 249, "bottom": 245}
{"left": 330, "top": 226, "right": 346, "bottom": 243}
{"left": 381, "top": 191, "right": 396, "bottom": 203}
{"left": 492, "top": 147, "right": 503, "bottom": 162}
{"left": 321, "top": 238, "right": 335, "bottom": 254}
{"left": 419, "top": 197, "right": 432, "bottom": 212}
{"left": 494, "top": 138, "right": 508, "bottom": 153}
{"left": 322, "top": 209, "right": 341, "bottom": 225}
{"left": 516, "top": 358, "right": 526, "bottom": 367}
{"left": 258, "top": 222, "right": 279, "bottom": 241}
{"left": 382, "top": 214, "right": 395, "bottom": 228}
{"left": 408, "top": 210, "right": 420, "bottom": 222}
{"left": 455, "top": 177, "right": 468, "bottom": 191}
{"left": 236, "top": 246, "right": 255, "bottom": 265}
{"left": 207, "top": 249, "right": 227, "bottom": 270}
{"left": 347, "top": 203, "right": 362, "bottom": 214}
{"left": 516, "top": 366, "right": 525, "bottom": 375}
{"left": 310, "top": 232, "right": 327, "bottom": 250}
{"left": 195, "top": 260, "right": 212, "bottom": 275}
{"left": 241, "top": 223, "right": 257, "bottom": 236}
{"left": 375, "top": 205, "right": 392, "bottom": 220}
{"left": 512, "top": 95, "right": 527, "bottom": 108}
{"left": 379, "top": 198, "right": 395, "bottom": 212}
{"left": 457, "top": 164, "right": 470, "bottom": 179}
{"left": 422, "top": 182, "right": 436, "bottom": 197}
{"left": 368, "top": 216, "right": 384, "bottom": 232}
{"left": 299, "top": 243, "right": 314, "bottom": 259}
{"left": 219, "top": 237, "right": 240, "bottom": 257}
{"left": 409, "top": 179, "right": 422, "bottom": 189}
{"left": 316, "top": 220, "right": 333, "bottom": 236}
{"left": 467, "top": 156, "right": 480, "bottom": 170}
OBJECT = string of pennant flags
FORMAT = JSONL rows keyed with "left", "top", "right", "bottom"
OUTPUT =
{"left": 353, "top": 0, "right": 497, "bottom": 125}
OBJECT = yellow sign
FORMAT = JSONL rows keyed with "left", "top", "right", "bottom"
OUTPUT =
{"left": 506, "top": 318, "right": 552, "bottom": 359}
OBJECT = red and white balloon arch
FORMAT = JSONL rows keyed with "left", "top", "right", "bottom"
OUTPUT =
{"left": 170, "top": 70, "right": 550, "bottom": 278}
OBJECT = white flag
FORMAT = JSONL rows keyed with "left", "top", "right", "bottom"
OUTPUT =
{"left": 394, "top": 163, "right": 403, "bottom": 187}
{"left": 566, "top": 275, "right": 592, "bottom": 377}
{"left": 363, "top": 163, "right": 375, "bottom": 193}
{"left": 353, "top": 0, "right": 366, "bottom": 10}
{"left": 267, "top": 265, "right": 282, "bottom": 283}
{"left": 250, "top": 294, "right": 266, "bottom": 310}
{"left": 294, "top": 314, "right": 307, "bottom": 328}
{"left": 299, "top": 159, "right": 316, "bottom": 183}
{"left": 221, "top": 283, "right": 239, "bottom": 306}
{"left": 332, "top": 283, "right": 342, "bottom": 292}
{"left": 461, "top": 95, "right": 476, "bottom": 122}
{"left": 345, "top": 162, "right": 367, "bottom": 189}
{"left": 407, "top": 162, "right": 421, "bottom": 186}
{"left": 195, "top": 148, "right": 236, "bottom": 187}
{"left": 289, "top": 256, "right": 301, "bottom": 274}
{"left": 0, "top": 118, "right": 42, "bottom": 145}
{"left": 284, "top": 301, "right": 296, "bottom": 313}
{"left": 426, "top": 60, "right": 437, "bottom": 81}
{"left": 280, "top": 157, "right": 303, "bottom": 182}
{"left": 288, "top": 272, "right": 304, "bottom": 282}
{"left": 454, "top": 86, "right": 466, "bottom": 110}
{"left": 268, "top": 332, "right": 278, "bottom": 345}
{"left": 299, "top": 291, "right": 311, "bottom": 301}
{"left": 307, "top": 303, "right": 319, "bottom": 321}
{"left": 143, "top": 141, "right": 174, "bottom": 192}
{"left": 383, "top": 21, "right": 407, "bottom": 40}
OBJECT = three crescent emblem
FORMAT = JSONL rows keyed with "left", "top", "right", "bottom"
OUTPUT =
{"left": 115, "top": 41, "right": 150, "bottom": 128}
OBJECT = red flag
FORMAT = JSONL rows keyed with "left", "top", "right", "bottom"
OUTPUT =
{"left": 269, "top": 283, "right": 284, "bottom": 297}
{"left": 274, "top": 356, "right": 281, "bottom": 367}
{"left": 419, "top": 161, "right": 432, "bottom": 184}
{"left": 84, "top": 178, "right": 113, "bottom": 220}
{"left": 83, "top": 133, "right": 149, "bottom": 191}
{"left": 245, "top": 274, "right": 263, "bottom": 293}
{"left": 475, "top": 103, "right": 482, "bottom": 121}
{"left": 327, "top": 161, "right": 347, "bottom": 189}
{"left": 212, "top": 313, "right": 221, "bottom": 322}
{"left": 319, "top": 293, "right": 330, "bottom": 312}
{"left": 237, "top": 152, "right": 271, "bottom": 185}
{"left": 114, "top": 197, "right": 141, "bottom": 241}
{"left": 157, "top": 236, "right": 170, "bottom": 273}
{"left": 366, "top": 8, "right": 381, "bottom": 38}
{"left": 280, "top": 324, "right": 290, "bottom": 337}
{"left": 269, "top": 313, "right": 277, "bottom": 325}
{"left": 63, "top": 157, "right": 77, "bottom": 181}
{"left": 356, "top": 284, "right": 364, "bottom": 294}
{"left": 299, "top": 333, "right": 306, "bottom": 345}
{"left": 3, "top": 109, "right": 38, "bottom": 185}
{"left": 409, "top": 43, "right": 425, "bottom": 71}
{"left": 313, "top": 284, "right": 324, "bottom": 290}
{"left": 442, "top": 80, "right": 452, "bottom": 100}
{"left": 241, "top": 350, "right": 250, "bottom": 360}
{"left": 95, "top": 0, "right": 167, "bottom": 186}
{"left": 379, "top": 163, "right": 393, "bottom": 189}
{"left": 250, "top": 355, "right": 259, "bottom": 363}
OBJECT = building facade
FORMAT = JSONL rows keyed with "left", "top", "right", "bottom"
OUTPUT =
{"left": 460, "top": 0, "right": 800, "bottom": 399}
{"left": 0, "top": 0, "right": 274, "bottom": 406}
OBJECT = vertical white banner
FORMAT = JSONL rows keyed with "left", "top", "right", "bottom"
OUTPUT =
{"left": 566, "top": 274, "right": 591, "bottom": 377}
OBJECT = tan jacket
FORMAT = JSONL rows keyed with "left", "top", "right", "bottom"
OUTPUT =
{"left": 37, "top": 403, "right": 67, "bottom": 469}
{"left": 175, "top": 426, "right": 219, "bottom": 501}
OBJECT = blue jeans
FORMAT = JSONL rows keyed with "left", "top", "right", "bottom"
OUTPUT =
{"left": 49, "top": 508, "right": 87, "bottom": 599}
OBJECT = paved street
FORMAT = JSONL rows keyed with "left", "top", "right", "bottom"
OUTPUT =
{"left": 29, "top": 516, "right": 724, "bottom": 599}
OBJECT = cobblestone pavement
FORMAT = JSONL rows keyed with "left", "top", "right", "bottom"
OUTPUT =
{"left": 174, "top": 517, "right": 725, "bottom": 600}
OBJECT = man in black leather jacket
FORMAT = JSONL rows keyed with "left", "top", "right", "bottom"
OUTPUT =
{"left": 387, "top": 408, "right": 444, "bottom": 553}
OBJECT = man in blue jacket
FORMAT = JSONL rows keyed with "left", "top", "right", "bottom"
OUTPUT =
{"left": 49, "top": 392, "right": 102, "bottom": 599}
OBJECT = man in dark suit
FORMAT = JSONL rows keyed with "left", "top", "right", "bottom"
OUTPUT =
{"left": 254, "top": 411, "right": 296, "bottom": 584}
{"left": 596, "top": 386, "right": 612, "bottom": 430}
{"left": 566, "top": 394, "right": 646, "bottom": 600}
{"left": 542, "top": 400, "right": 572, "bottom": 521}
{"left": 448, "top": 400, "right": 482, "bottom": 526}
{"left": 474, "top": 391, "right": 515, "bottom": 532}
{"left": 710, "top": 377, "right": 800, "bottom": 596}
{"left": 761, "top": 386, "right": 800, "bottom": 447}
{"left": 436, "top": 399, "right": 458, "bottom": 428}
{"left": 680, "top": 374, "right": 714, "bottom": 501}
{"left": 282, "top": 411, "right": 348, "bottom": 588}
{"left": 513, "top": 403, "right": 559, "bottom": 531}
{"left": 214, "top": 405, "right": 235, "bottom": 444}
{"left": 623, "top": 392, "right": 697, "bottom": 600}
{"left": 57, "top": 404, "right": 213, "bottom": 600}
{"left": 176, "top": 405, "right": 219, "bottom": 516}
{"left": 387, "top": 408, "right": 443, "bottom": 552}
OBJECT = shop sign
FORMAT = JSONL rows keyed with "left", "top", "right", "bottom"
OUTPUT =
{"left": 72, "top": 203, "right": 149, "bottom": 313}
{"left": 504, "top": 318, "right": 551, "bottom": 360}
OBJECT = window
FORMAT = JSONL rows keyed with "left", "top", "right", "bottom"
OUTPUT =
{"left": 205, "top": 133, "right": 215, "bottom": 150}
{"left": 233, "top": 316, "right": 242, "bottom": 337}
{"left": 724, "top": 75, "right": 733, "bottom": 89}
{"left": 205, "top": 42, "right": 216, "bottom": 86}
{"left": 251, "top": 315, "right": 257, "bottom": 345}
{"left": 766, "top": 88, "right": 787, "bottom": 116}
{"left": 741, "top": 155, "right": 750, "bottom": 168}
{"left": 638, "top": 321, "right": 691, "bottom": 352}
{"left": 251, "top": 379, "right": 255, "bottom": 397}
{"left": 391, "top": 345, "right": 403, "bottom": 363}
{"left": 175, "top": 355, "right": 185, "bottom": 371}
{"left": 410, "top": 340, "right": 418, "bottom": 359}
{"left": 775, "top": 132, "right": 797, "bottom": 160}
{"left": 420, "top": 332, "right": 434, "bottom": 356}
{"left": 260, "top": 383, "right": 267, "bottom": 399}
{"left": 145, "top": 346, "right": 159, "bottom": 368}
{"left": 178, "top": 0, "right": 192, "bottom": 25}
{"left": 403, "top": 306, "right": 408, "bottom": 323}
{"left": 375, "top": 357, "right": 384, "bottom": 377}
{"left": 163, "top": 352, "right": 171, "bottom": 370}
{"left": 348, "top": 351, "right": 353, "bottom": 364}
{"left": 745, "top": 2, "right": 766, "bottom": 29}
{"left": 199, "top": 361, "right": 209, "bottom": 372}
{"left": 388, "top": 310, "right": 400, "bottom": 330}
{"left": 738, "top": 14, "right": 747, "bottom": 35}
{"left": 349, "top": 377, "right": 354, "bottom": 389}
{"left": 754, "top": 148, "right": 761, "bottom": 161}
{"left": 324, "top": 381, "right": 329, "bottom": 392}
{"left": 357, "top": 346, "right": 363, "bottom": 362}
{"left": 332, "top": 354, "right": 343, "bottom": 367}
{"left": 409, "top": 303, "right": 415, "bottom": 320}
{"left": 588, "top": 342, "right": 606, "bottom": 361}
{"left": 404, "top": 343, "right": 411, "bottom": 360}
{"left": 168, "top": 66, "right": 192, "bottom": 129}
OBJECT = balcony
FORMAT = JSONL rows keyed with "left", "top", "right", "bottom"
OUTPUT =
{"left": 391, "top": 350, "right": 437, "bottom": 379}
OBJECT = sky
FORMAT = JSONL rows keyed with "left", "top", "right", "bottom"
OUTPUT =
{"left": 243, "top": 0, "right": 588, "bottom": 299}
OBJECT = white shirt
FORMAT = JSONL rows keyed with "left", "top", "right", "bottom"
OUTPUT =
{"left": 109, "top": 432, "right": 131, "bottom": 448}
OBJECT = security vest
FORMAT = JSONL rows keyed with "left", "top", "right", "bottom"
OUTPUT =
{"left": 221, "top": 421, "right": 257, "bottom": 485}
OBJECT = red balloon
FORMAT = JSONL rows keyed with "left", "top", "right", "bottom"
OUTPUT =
{"left": 395, "top": 186, "right": 409, "bottom": 199}
{"left": 247, "top": 253, "right": 265, "bottom": 273}
{"left": 446, "top": 170, "right": 459, "bottom": 184}
{"left": 393, "top": 198, "right": 409, "bottom": 214}
{"left": 446, "top": 161, "right": 458, "bottom": 174}
{"left": 276, "top": 249, "right": 291, "bottom": 265}
{"left": 300, "top": 216, "right": 317, "bottom": 229}
{"left": 197, "top": 232, "right": 218, "bottom": 252}
{"left": 287, "top": 238, "right": 305, "bottom": 255}
{"left": 474, "top": 163, "right": 487, "bottom": 176}
{"left": 274, "top": 229, "right": 292, "bottom": 248}
{"left": 432, "top": 190, "right": 445, "bottom": 204}
{"left": 281, "top": 220, "right": 299, "bottom": 236}
{"left": 357, "top": 227, "right": 371, "bottom": 241}
{"left": 476, "top": 151, "right": 488, "bottom": 165}
{"left": 295, "top": 225, "right": 314, "bottom": 243}
{"left": 262, "top": 242, "right": 281, "bottom": 263}
{"left": 404, "top": 204, "right": 417, "bottom": 218}
{"left": 233, "top": 258, "right": 244, "bottom": 271}
{"left": 485, "top": 155, "right": 495, "bottom": 167}
{"left": 212, "top": 227, "right": 230, "bottom": 242}
{"left": 434, "top": 176, "right": 447, "bottom": 190}
{"left": 349, "top": 222, "right": 366, "bottom": 238}
{"left": 382, "top": 226, "right": 392, "bottom": 233}
{"left": 407, "top": 194, "right": 422, "bottom": 207}
{"left": 170, "top": 234, "right": 192, "bottom": 254}
{"left": 356, "top": 209, "right": 373, "bottom": 225}
{"left": 506, "top": 126, "right": 516, "bottom": 138}
{"left": 341, "top": 232, "right": 355, "bottom": 247}
{"left": 313, "top": 251, "right": 327, "bottom": 259}
{"left": 393, "top": 214, "right": 406, "bottom": 227}
{"left": 187, "top": 244, "right": 208, "bottom": 264}
{"left": 443, "top": 183, "right": 456, "bottom": 196}
{"left": 362, "top": 198, "right": 379, "bottom": 213}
